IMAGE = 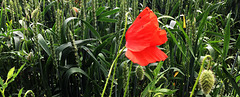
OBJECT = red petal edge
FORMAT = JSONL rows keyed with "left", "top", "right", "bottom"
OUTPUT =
{"left": 125, "top": 46, "right": 168, "bottom": 66}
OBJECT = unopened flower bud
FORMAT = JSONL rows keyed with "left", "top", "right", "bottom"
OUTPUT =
{"left": 135, "top": 66, "right": 144, "bottom": 80}
{"left": 199, "top": 70, "right": 215, "bottom": 95}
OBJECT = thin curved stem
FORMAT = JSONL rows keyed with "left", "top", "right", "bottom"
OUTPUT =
{"left": 101, "top": 46, "right": 126, "bottom": 97}
{"left": 123, "top": 62, "right": 133, "bottom": 97}
{"left": 109, "top": 12, "right": 131, "bottom": 97}
{"left": 190, "top": 55, "right": 212, "bottom": 97}
{"left": 101, "top": 12, "right": 130, "bottom": 97}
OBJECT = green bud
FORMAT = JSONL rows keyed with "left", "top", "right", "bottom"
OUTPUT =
{"left": 199, "top": 70, "right": 215, "bottom": 95}
{"left": 135, "top": 66, "right": 144, "bottom": 80}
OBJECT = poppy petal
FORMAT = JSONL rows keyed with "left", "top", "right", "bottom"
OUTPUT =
{"left": 126, "top": 21, "right": 158, "bottom": 51}
{"left": 125, "top": 7, "right": 159, "bottom": 51}
{"left": 131, "top": 7, "right": 158, "bottom": 30}
{"left": 125, "top": 46, "right": 168, "bottom": 66}
{"left": 150, "top": 28, "right": 168, "bottom": 46}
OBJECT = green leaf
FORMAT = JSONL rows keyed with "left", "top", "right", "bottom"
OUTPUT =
{"left": 205, "top": 31, "right": 224, "bottom": 37}
{"left": 15, "top": 64, "right": 25, "bottom": 79}
{"left": 157, "top": 15, "right": 174, "bottom": 20}
{"left": 169, "top": 67, "right": 185, "bottom": 76}
{"left": 7, "top": 67, "right": 15, "bottom": 80}
{"left": 63, "top": 67, "right": 91, "bottom": 79}
{"left": 98, "top": 17, "right": 118, "bottom": 23}
{"left": 42, "top": 1, "right": 57, "bottom": 16}
{"left": 18, "top": 88, "right": 24, "bottom": 97}
{"left": 0, "top": 7, "right": 6, "bottom": 31}
{"left": 56, "top": 38, "right": 97, "bottom": 55}
{"left": 222, "top": 67, "right": 240, "bottom": 95}
{"left": 144, "top": 71, "right": 153, "bottom": 82}
{"left": 98, "top": 8, "right": 120, "bottom": 19}
{"left": 236, "top": 75, "right": 240, "bottom": 83}
{"left": 153, "top": 89, "right": 177, "bottom": 95}
{"left": 153, "top": 62, "right": 163, "bottom": 77}
{"left": 141, "top": 82, "right": 155, "bottom": 96}
{"left": 93, "top": 35, "right": 114, "bottom": 56}
{"left": 81, "top": 46, "right": 108, "bottom": 76}
{"left": 165, "top": 27, "right": 187, "bottom": 57}
{"left": 81, "top": 19, "right": 102, "bottom": 43}
{"left": 0, "top": 77, "right": 3, "bottom": 86}
{"left": 13, "top": 36, "right": 21, "bottom": 50}
{"left": 62, "top": 67, "right": 101, "bottom": 96}
{"left": 175, "top": 21, "right": 195, "bottom": 58}
{"left": 61, "top": 17, "right": 79, "bottom": 43}
{"left": 96, "top": 7, "right": 106, "bottom": 16}
{"left": 38, "top": 34, "right": 51, "bottom": 56}
{"left": 8, "top": 64, "right": 25, "bottom": 84}
{"left": 236, "top": 34, "right": 240, "bottom": 49}
{"left": 222, "top": 12, "right": 231, "bottom": 68}
{"left": 205, "top": 44, "right": 215, "bottom": 59}
{"left": 197, "top": 8, "right": 210, "bottom": 37}
{"left": 169, "top": 1, "right": 179, "bottom": 16}
{"left": 195, "top": 5, "right": 211, "bottom": 53}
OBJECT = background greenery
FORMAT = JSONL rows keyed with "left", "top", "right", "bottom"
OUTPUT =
{"left": 0, "top": 0, "right": 240, "bottom": 96}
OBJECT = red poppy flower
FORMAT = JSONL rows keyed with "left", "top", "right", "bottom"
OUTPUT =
{"left": 125, "top": 7, "right": 168, "bottom": 66}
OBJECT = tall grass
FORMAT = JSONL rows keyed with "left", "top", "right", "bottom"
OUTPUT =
{"left": 0, "top": 0, "right": 239, "bottom": 96}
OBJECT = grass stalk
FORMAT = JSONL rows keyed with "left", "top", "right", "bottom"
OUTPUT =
{"left": 10, "top": 0, "right": 15, "bottom": 25}
{"left": 92, "top": 0, "right": 97, "bottom": 29}
{"left": 133, "top": 0, "right": 138, "bottom": 19}
{"left": 82, "top": 0, "right": 86, "bottom": 39}
{"left": 143, "top": 0, "right": 146, "bottom": 8}
{"left": 69, "top": 30, "right": 79, "bottom": 64}
{"left": 152, "top": 0, "right": 156, "bottom": 11}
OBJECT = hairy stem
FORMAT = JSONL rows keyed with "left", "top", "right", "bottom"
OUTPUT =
{"left": 123, "top": 62, "right": 133, "bottom": 97}
{"left": 190, "top": 55, "right": 212, "bottom": 97}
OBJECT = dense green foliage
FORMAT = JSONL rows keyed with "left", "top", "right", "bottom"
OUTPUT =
{"left": 0, "top": 0, "right": 240, "bottom": 97}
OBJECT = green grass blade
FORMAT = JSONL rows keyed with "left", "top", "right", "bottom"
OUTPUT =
{"left": 96, "top": 7, "right": 106, "bottom": 16}
{"left": 236, "top": 34, "right": 240, "bottom": 49}
{"left": 56, "top": 38, "right": 97, "bottom": 55}
{"left": 98, "top": 8, "right": 120, "bottom": 19}
{"left": 196, "top": 7, "right": 210, "bottom": 42}
{"left": 0, "top": 7, "right": 6, "bottom": 31}
{"left": 222, "top": 67, "right": 240, "bottom": 95}
{"left": 175, "top": 21, "right": 195, "bottom": 58}
{"left": 81, "top": 19, "right": 102, "bottom": 43}
{"left": 169, "top": 2, "right": 179, "bottom": 16}
{"left": 98, "top": 17, "right": 118, "bottom": 23}
{"left": 222, "top": 12, "right": 231, "bottom": 68}
{"left": 18, "top": 88, "right": 24, "bottom": 97}
{"left": 42, "top": 1, "right": 56, "bottom": 16}
{"left": 63, "top": 67, "right": 91, "bottom": 79}
{"left": 61, "top": 17, "right": 79, "bottom": 44}
{"left": 81, "top": 46, "right": 108, "bottom": 77}
{"left": 165, "top": 27, "right": 186, "bottom": 57}
{"left": 38, "top": 34, "right": 51, "bottom": 56}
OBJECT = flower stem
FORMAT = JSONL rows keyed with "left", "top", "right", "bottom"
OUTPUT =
{"left": 123, "top": 62, "right": 133, "bottom": 97}
{"left": 101, "top": 46, "right": 126, "bottom": 97}
{"left": 190, "top": 55, "right": 212, "bottom": 97}
{"left": 101, "top": 12, "right": 130, "bottom": 97}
